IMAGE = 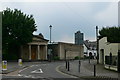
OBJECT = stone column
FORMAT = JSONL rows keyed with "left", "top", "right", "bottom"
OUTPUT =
{"left": 37, "top": 45, "right": 40, "bottom": 60}
{"left": 29, "top": 45, "right": 31, "bottom": 60}
{"left": 45, "top": 45, "right": 48, "bottom": 60}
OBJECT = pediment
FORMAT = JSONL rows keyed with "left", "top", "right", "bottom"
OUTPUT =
{"left": 32, "top": 36, "right": 49, "bottom": 42}
{"left": 33, "top": 37, "right": 42, "bottom": 41}
{"left": 27, "top": 35, "right": 48, "bottom": 45}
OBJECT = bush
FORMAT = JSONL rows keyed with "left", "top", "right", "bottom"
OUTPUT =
{"left": 53, "top": 56, "right": 60, "bottom": 60}
{"left": 84, "top": 56, "right": 89, "bottom": 59}
{"left": 74, "top": 56, "right": 80, "bottom": 60}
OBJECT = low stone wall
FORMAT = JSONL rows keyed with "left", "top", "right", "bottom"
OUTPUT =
{"left": 104, "top": 65, "right": 117, "bottom": 71}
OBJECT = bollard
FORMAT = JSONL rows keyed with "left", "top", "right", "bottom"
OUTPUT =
{"left": 94, "top": 65, "right": 96, "bottom": 77}
{"left": 78, "top": 60, "right": 81, "bottom": 73}
{"left": 49, "top": 54, "right": 51, "bottom": 62}
{"left": 66, "top": 60, "right": 68, "bottom": 69}
{"left": 2, "top": 61, "right": 7, "bottom": 71}
{"left": 89, "top": 57, "right": 90, "bottom": 63}
{"left": 68, "top": 61, "right": 70, "bottom": 71}
{"left": 18, "top": 59, "right": 22, "bottom": 66}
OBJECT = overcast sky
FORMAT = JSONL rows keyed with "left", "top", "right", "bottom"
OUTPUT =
{"left": 1, "top": 0, "right": 118, "bottom": 43}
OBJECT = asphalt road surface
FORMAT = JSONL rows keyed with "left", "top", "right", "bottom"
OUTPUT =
{"left": 2, "top": 61, "right": 84, "bottom": 80}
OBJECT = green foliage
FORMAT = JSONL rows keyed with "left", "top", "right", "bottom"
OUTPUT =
{"left": 99, "top": 27, "right": 120, "bottom": 43}
{"left": 0, "top": 12, "right": 2, "bottom": 50}
{"left": 74, "top": 56, "right": 80, "bottom": 60}
{"left": 53, "top": 56, "right": 60, "bottom": 60}
{"left": 2, "top": 53, "right": 18, "bottom": 60}
{"left": 2, "top": 8, "right": 37, "bottom": 58}
{"left": 84, "top": 56, "right": 89, "bottom": 59}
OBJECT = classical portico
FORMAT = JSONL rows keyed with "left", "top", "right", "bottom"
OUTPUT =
{"left": 28, "top": 43, "right": 47, "bottom": 60}
{"left": 21, "top": 34, "right": 48, "bottom": 61}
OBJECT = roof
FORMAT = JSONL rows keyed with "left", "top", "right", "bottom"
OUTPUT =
{"left": 33, "top": 33, "right": 49, "bottom": 42}
{"left": 48, "top": 42, "right": 83, "bottom": 48}
{"left": 84, "top": 40, "right": 97, "bottom": 50}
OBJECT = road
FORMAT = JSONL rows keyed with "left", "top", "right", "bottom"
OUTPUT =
{"left": 2, "top": 61, "right": 84, "bottom": 80}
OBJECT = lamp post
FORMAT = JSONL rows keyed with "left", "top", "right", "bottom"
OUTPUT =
{"left": 49, "top": 25, "right": 52, "bottom": 43}
{"left": 96, "top": 26, "right": 99, "bottom": 64}
{"left": 49, "top": 25, "right": 52, "bottom": 62}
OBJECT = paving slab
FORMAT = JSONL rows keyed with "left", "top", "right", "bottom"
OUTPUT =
{"left": 58, "top": 60, "right": 119, "bottom": 80}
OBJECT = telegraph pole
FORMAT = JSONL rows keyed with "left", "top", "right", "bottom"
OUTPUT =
{"left": 96, "top": 26, "right": 99, "bottom": 64}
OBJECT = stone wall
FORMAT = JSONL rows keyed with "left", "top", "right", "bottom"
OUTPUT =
{"left": 58, "top": 42, "right": 84, "bottom": 60}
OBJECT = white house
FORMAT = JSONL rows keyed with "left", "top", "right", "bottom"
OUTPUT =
{"left": 84, "top": 40, "right": 97, "bottom": 58}
{"left": 99, "top": 37, "right": 120, "bottom": 71}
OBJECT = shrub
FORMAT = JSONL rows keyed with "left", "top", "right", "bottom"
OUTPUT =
{"left": 53, "top": 56, "right": 60, "bottom": 60}
{"left": 74, "top": 56, "right": 80, "bottom": 60}
{"left": 84, "top": 56, "right": 89, "bottom": 59}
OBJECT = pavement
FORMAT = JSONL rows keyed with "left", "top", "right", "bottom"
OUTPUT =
{"left": 2, "top": 62, "right": 28, "bottom": 74}
{"left": 58, "top": 59, "right": 120, "bottom": 80}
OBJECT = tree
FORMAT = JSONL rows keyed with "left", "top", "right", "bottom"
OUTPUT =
{"left": 0, "top": 12, "right": 2, "bottom": 50}
{"left": 2, "top": 8, "right": 37, "bottom": 59}
{"left": 99, "top": 27, "right": 120, "bottom": 43}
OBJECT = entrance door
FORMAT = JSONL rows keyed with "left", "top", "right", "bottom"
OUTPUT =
{"left": 31, "top": 46, "right": 37, "bottom": 60}
{"left": 101, "top": 49, "right": 104, "bottom": 64}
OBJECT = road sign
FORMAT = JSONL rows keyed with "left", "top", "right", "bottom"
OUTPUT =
{"left": 48, "top": 49, "right": 52, "bottom": 55}
{"left": 2, "top": 61, "right": 7, "bottom": 70}
{"left": 18, "top": 59, "right": 22, "bottom": 66}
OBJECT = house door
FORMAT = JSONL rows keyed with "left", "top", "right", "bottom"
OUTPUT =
{"left": 101, "top": 49, "right": 104, "bottom": 64}
{"left": 31, "top": 46, "right": 37, "bottom": 60}
{"left": 89, "top": 52, "right": 92, "bottom": 59}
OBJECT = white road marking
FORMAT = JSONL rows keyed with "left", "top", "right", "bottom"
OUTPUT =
{"left": 18, "top": 74, "right": 22, "bottom": 76}
{"left": 19, "top": 67, "right": 29, "bottom": 73}
{"left": 19, "top": 65, "right": 35, "bottom": 73}
{"left": 30, "top": 65, "right": 35, "bottom": 67}
{"left": 31, "top": 69, "right": 43, "bottom": 73}
{"left": 6, "top": 75, "right": 18, "bottom": 76}
{"left": 24, "top": 75, "right": 32, "bottom": 78}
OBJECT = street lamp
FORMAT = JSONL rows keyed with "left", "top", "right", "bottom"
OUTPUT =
{"left": 49, "top": 25, "right": 52, "bottom": 62}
